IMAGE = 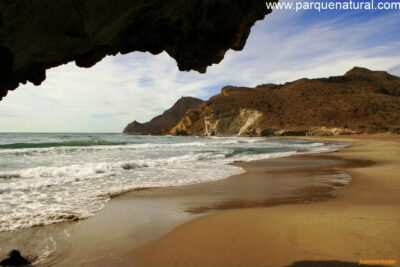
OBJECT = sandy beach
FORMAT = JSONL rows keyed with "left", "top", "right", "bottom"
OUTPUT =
{"left": 41, "top": 139, "right": 353, "bottom": 266}
{"left": 3, "top": 3, "right": 400, "bottom": 267}
{"left": 132, "top": 135, "right": 400, "bottom": 267}
{"left": 1, "top": 135, "right": 398, "bottom": 267}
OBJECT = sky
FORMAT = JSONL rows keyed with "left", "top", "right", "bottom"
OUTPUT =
{"left": 1, "top": 5, "right": 399, "bottom": 132}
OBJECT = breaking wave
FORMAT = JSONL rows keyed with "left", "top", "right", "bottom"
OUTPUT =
{"left": 0, "top": 133, "right": 344, "bottom": 231}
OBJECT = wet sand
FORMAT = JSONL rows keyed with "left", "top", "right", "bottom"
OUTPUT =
{"left": 133, "top": 135, "right": 400, "bottom": 267}
{"left": 1, "top": 136, "right": 398, "bottom": 267}
{"left": 51, "top": 154, "right": 356, "bottom": 266}
{"left": 1, "top": 140, "right": 355, "bottom": 266}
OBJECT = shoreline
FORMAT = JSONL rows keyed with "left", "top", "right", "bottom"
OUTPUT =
{"left": 0, "top": 137, "right": 352, "bottom": 266}
{"left": 1, "top": 135, "right": 398, "bottom": 266}
{"left": 52, "top": 149, "right": 353, "bottom": 266}
{"left": 53, "top": 139, "right": 359, "bottom": 266}
{"left": 0, "top": 136, "right": 338, "bottom": 233}
{"left": 132, "top": 135, "right": 400, "bottom": 267}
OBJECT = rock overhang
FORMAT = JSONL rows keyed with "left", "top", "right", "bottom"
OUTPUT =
{"left": 0, "top": 0, "right": 276, "bottom": 100}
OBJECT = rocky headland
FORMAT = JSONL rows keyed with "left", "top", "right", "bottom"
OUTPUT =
{"left": 125, "top": 67, "right": 400, "bottom": 137}
{"left": 123, "top": 97, "right": 204, "bottom": 135}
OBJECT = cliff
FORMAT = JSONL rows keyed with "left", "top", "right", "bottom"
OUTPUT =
{"left": 123, "top": 97, "right": 204, "bottom": 135}
{"left": 169, "top": 67, "right": 400, "bottom": 136}
{"left": 0, "top": 0, "right": 274, "bottom": 100}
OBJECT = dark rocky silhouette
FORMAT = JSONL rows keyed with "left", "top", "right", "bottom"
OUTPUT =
{"left": 0, "top": 0, "right": 276, "bottom": 100}
{"left": 0, "top": 250, "right": 31, "bottom": 267}
{"left": 123, "top": 96, "right": 204, "bottom": 135}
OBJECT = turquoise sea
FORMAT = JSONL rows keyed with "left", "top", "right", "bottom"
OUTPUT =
{"left": 0, "top": 133, "right": 342, "bottom": 232}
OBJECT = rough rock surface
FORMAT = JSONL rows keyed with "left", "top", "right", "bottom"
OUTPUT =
{"left": 0, "top": 0, "right": 274, "bottom": 100}
{"left": 169, "top": 67, "right": 400, "bottom": 136}
{"left": 123, "top": 96, "right": 204, "bottom": 135}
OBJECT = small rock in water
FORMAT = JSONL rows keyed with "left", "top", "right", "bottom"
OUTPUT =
{"left": 0, "top": 250, "right": 31, "bottom": 266}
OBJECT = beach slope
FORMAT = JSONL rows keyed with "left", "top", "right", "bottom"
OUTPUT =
{"left": 133, "top": 136, "right": 400, "bottom": 267}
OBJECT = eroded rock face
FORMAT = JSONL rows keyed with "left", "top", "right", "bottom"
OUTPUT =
{"left": 0, "top": 0, "right": 274, "bottom": 100}
{"left": 168, "top": 67, "right": 400, "bottom": 136}
{"left": 202, "top": 108, "right": 263, "bottom": 136}
{"left": 123, "top": 96, "right": 204, "bottom": 135}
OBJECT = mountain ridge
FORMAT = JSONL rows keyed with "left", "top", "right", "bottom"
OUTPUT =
{"left": 124, "top": 67, "right": 400, "bottom": 136}
{"left": 170, "top": 67, "right": 400, "bottom": 136}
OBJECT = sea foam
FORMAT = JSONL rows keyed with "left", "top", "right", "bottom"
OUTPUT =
{"left": 0, "top": 134, "right": 343, "bottom": 231}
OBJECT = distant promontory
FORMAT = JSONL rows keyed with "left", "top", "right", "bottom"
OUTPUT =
{"left": 123, "top": 97, "right": 204, "bottom": 135}
{"left": 124, "top": 67, "right": 400, "bottom": 136}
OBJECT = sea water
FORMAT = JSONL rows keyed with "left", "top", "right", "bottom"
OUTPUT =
{"left": 0, "top": 133, "right": 342, "bottom": 232}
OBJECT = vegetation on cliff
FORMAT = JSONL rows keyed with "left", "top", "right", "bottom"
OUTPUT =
{"left": 168, "top": 67, "right": 400, "bottom": 136}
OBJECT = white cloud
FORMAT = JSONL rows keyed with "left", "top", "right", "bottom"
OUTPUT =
{"left": 388, "top": 64, "right": 400, "bottom": 76}
{"left": 0, "top": 9, "right": 399, "bottom": 132}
